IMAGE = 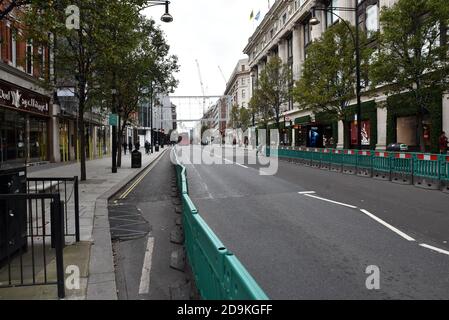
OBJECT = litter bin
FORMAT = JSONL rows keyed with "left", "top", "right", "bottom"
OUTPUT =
{"left": 0, "top": 166, "right": 27, "bottom": 266}
{"left": 131, "top": 150, "right": 142, "bottom": 168}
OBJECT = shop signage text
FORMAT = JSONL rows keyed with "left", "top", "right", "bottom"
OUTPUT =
{"left": 0, "top": 80, "right": 50, "bottom": 116}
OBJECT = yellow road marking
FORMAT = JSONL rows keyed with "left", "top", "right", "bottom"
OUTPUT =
{"left": 119, "top": 150, "right": 167, "bottom": 200}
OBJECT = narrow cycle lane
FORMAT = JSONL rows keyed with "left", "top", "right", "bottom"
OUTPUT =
{"left": 181, "top": 146, "right": 449, "bottom": 299}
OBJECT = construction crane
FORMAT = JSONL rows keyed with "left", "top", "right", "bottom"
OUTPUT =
{"left": 218, "top": 65, "right": 227, "bottom": 86}
{"left": 195, "top": 59, "right": 207, "bottom": 114}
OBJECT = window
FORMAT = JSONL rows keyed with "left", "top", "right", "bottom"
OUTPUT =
{"left": 37, "top": 46, "right": 45, "bottom": 78}
{"left": 282, "top": 12, "right": 287, "bottom": 25}
{"left": 365, "top": 4, "right": 379, "bottom": 35}
{"left": 304, "top": 21, "right": 311, "bottom": 48}
{"left": 357, "top": 0, "right": 379, "bottom": 36}
{"left": 10, "top": 28, "right": 17, "bottom": 67}
{"left": 242, "top": 89, "right": 246, "bottom": 99}
{"left": 26, "top": 40, "right": 33, "bottom": 75}
{"left": 326, "top": 0, "right": 342, "bottom": 29}
{"left": 241, "top": 78, "right": 245, "bottom": 86}
{"left": 287, "top": 35, "right": 293, "bottom": 59}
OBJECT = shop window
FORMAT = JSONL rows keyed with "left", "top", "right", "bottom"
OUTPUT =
{"left": 396, "top": 116, "right": 417, "bottom": 146}
{"left": 29, "top": 117, "right": 47, "bottom": 161}
{"left": 0, "top": 109, "right": 26, "bottom": 166}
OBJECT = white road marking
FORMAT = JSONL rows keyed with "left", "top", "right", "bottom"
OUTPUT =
{"left": 303, "top": 194, "right": 358, "bottom": 209}
{"left": 220, "top": 156, "right": 248, "bottom": 169}
{"left": 298, "top": 191, "right": 316, "bottom": 195}
{"left": 139, "top": 237, "right": 155, "bottom": 295}
{"left": 419, "top": 244, "right": 449, "bottom": 256}
{"left": 360, "top": 209, "right": 415, "bottom": 242}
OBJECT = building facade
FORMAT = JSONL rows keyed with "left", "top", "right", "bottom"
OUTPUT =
{"left": 0, "top": 11, "right": 54, "bottom": 167}
{"left": 224, "top": 59, "right": 251, "bottom": 112}
{"left": 244, "top": 0, "right": 449, "bottom": 152}
{"left": 137, "top": 94, "right": 177, "bottom": 147}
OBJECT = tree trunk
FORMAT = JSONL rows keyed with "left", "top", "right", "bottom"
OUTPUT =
{"left": 78, "top": 89, "right": 87, "bottom": 181}
{"left": 417, "top": 109, "right": 425, "bottom": 153}
{"left": 117, "top": 129, "right": 123, "bottom": 167}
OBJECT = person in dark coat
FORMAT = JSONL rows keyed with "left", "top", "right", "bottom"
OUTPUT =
{"left": 144, "top": 140, "right": 150, "bottom": 154}
{"left": 135, "top": 141, "right": 140, "bottom": 151}
{"left": 128, "top": 141, "right": 133, "bottom": 153}
{"left": 123, "top": 141, "right": 127, "bottom": 155}
{"left": 439, "top": 131, "right": 448, "bottom": 154}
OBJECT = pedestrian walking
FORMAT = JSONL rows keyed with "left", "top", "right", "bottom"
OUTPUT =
{"left": 135, "top": 141, "right": 140, "bottom": 151}
{"left": 128, "top": 141, "right": 133, "bottom": 154}
{"left": 439, "top": 131, "right": 448, "bottom": 154}
{"left": 144, "top": 140, "right": 150, "bottom": 154}
{"left": 123, "top": 141, "right": 127, "bottom": 155}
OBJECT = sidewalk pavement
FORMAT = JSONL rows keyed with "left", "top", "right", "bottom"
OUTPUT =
{"left": 0, "top": 147, "right": 168, "bottom": 300}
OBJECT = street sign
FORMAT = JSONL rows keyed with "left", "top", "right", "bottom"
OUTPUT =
{"left": 109, "top": 113, "right": 118, "bottom": 126}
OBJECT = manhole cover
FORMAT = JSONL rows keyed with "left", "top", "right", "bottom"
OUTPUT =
{"left": 108, "top": 203, "right": 150, "bottom": 240}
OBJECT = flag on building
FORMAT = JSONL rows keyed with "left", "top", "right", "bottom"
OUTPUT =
{"left": 255, "top": 10, "right": 261, "bottom": 21}
{"left": 250, "top": 10, "right": 254, "bottom": 20}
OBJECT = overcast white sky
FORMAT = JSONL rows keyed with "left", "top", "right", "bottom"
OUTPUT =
{"left": 144, "top": 0, "right": 268, "bottom": 96}
{"left": 142, "top": 0, "right": 269, "bottom": 127}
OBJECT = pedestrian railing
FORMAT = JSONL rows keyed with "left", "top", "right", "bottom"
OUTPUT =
{"left": 27, "top": 177, "right": 80, "bottom": 242}
{"left": 267, "top": 147, "right": 449, "bottom": 193}
{"left": 172, "top": 148, "right": 269, "bottom": 300}
{"left": 0, "top": 193, "right": 66, "bottom": 299}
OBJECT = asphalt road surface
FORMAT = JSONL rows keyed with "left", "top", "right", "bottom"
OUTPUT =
{"left": 179, "top": 145, "right": 449, "bottom": 299}
{"left": 111, "top": 150, "right": 193, "bottom": 300}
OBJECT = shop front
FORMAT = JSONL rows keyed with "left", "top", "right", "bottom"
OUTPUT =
{"left": 386, "top": 91, "right": 442, "bottom": 153}
{"left": 0, "top": 79, "right": 50, "bottom": 167}
{"left": 294, "top": 115, "right": 337, "bottom": 148}
{"left": 343, "top": 101, "right": 378, "bottom": 150}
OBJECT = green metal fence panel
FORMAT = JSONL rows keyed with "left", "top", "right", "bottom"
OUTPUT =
{"left": 223, "top": 253, "right": 269, "bottom": 300}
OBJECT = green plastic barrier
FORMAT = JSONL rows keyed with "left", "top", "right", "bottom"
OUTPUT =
{"left": 390, "top": 152, "right": 414, "bottom": 184}
{"left": 223, "top": 253, "right": 269, "bottom": 300}
{"left": 320, "top": 149, "right": 332, "bottom": 170}
{"left": 311, "top": 148, "right": 322, "bottom": 168}
{"left": 413, "top": 153, "right": 441, "bottom": 189}
{"left": 441, "top": 156, "right": 449, "bottom": 192}
{"left": 342, "top": 149, "right": 357, "bottom": 174}
{"left": 172, "top": 148, "right": 269, "bottom": 300}
{"left": 356, "top": 150, "right": 373, "bottom": 177}
{"left": 372, "top": 151, "right": 391, "bottom": 180}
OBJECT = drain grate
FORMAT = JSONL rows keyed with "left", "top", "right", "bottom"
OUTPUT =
{"left": 108, "top": 203, "right": 150, "bottom": 240}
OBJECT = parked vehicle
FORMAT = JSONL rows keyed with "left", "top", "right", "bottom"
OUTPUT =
{"left": 386, "top": 143, "right": 408, "bottom": 152}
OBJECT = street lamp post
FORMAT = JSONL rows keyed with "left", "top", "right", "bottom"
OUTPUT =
{"left": 111, "top": 88, "right": 118, "bottom": 173}
{"left": 149, "top": 81, "right": 154, "bottom": 153}
{"left": 310, "top": 0, "right": 362, "bottom": 149}
{"left": 148, "top": 1, "right": 173, "bottom": 23}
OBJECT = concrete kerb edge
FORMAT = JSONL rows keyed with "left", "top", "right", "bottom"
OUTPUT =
{"left": 86, "top": 148, "right": 169, "bottom": 300}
